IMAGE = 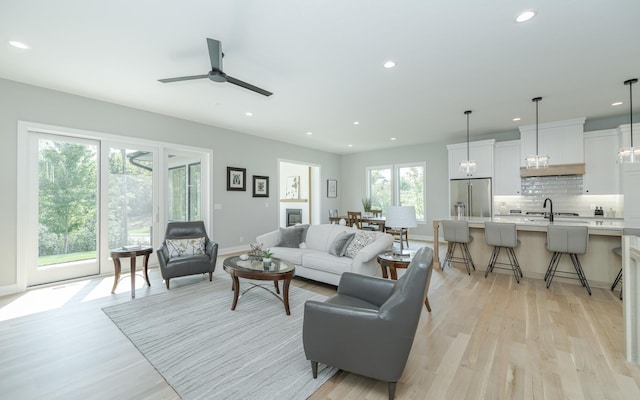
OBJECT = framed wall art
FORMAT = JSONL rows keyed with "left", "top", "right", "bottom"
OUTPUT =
{"left": 227, "top": 167, "right": 246, "bottom": 191}
{"left": 327, "top": 179, "right": 337, "bottom": 198}
{"left": 252, "top": 175, "right": 269, "bottom": 197}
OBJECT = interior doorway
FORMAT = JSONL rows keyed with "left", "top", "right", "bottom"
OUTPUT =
{"left": 278, "top": 160, "right": 320, "bottom": 227}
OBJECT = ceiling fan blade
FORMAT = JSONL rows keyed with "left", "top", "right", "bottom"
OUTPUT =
{"left": 207, "top": 38, "right": 223, "bottom": 71}
{"left": 226, "top": 75, "right": 273, "bottom": 97}
{"left": 158, "top": 74, "right": 209, "bottom": 83}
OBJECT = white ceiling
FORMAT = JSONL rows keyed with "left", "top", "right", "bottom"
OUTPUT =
{"left": 1, "top": 0, "right": 639, "bottom": 154}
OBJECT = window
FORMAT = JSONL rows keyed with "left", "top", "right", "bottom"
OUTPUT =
{"left": 366, "top": 166, "right": 392, "bottom": 212}
{"left": 397, "top": 163, "right": 425, "bottom": 221}
{"left": 366, "top": 162, "right": 426, "bottom": 222}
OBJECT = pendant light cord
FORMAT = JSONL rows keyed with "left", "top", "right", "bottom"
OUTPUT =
{"left": 627, "top": 79, "right": 636, "bottom": 147}
{"left": 532, "top": 97, "right": 542, "bottom": 154}
{"left": 465, "top": 110, "right": 471, "bottom": 160}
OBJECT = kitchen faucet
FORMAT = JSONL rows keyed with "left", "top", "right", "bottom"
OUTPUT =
{"left": 543, "top": 198, "right": 554, "bottom": 222}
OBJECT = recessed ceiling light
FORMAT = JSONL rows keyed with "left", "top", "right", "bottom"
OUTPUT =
{"left": 9, "top": 40, "right": 30, "bottom": 49}
{"left": 612, "top": 101, "right": 623, "bottom": 106}
{"left": 383, "top": 60, "right": 396, "bottom": 69}
{"left": 353, "top": 121, "right": 360, "bottom": 125}
{"left": 347, "top": 144, "right": 353, "bottom": 147}
{"left": 306, "top": 132, "right": 313, "bottom": 135}
{"left": 516, "top": 10, "right": 536, "bottom": 23}
{"left": 390, "top": 137, "right": 396, "bottom": 141}
{"left": 512, "top": 117, "right": 521, "bottom": 121}
{"left": 245, "top": 112, "right": 253, "bottom": 116}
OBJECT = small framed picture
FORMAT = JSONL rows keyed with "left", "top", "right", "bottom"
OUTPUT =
{"left": 327, "top": 179, "right": 337, "bottom": 198}
{"left": 252, "top": 175, "right": 269, "bottom": 197}
{"left": 227, "top": 167, "right": 246, "bottom": 191}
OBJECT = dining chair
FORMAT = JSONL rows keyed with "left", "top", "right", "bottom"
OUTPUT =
{"left": 347, "top": 211, "right": 362, "bottom": 229}
{"left": 362, "top": 209, "right": 383, "bottom": 231}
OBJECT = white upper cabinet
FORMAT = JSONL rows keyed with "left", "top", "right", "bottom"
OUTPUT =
{"left": 494, "top": 140, "right": 521, "bottom": 195}
{"left": 447, "top": 139, "right": 495, "bottom": 179}
{"left": 519, "top": 118, "right": 586, "bottom": 166}
{"left": 583, "top": 130, "right": 621, "bottom": 194}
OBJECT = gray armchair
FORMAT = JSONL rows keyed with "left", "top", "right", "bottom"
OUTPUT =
{"left": 157, "top": 221, "right": 218, "bottom": 289}
{"left": 303, "top": 247, "right": 433, "bottom": 400}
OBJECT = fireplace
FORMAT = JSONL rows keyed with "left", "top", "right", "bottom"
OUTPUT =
{"left": 286, "top": 208, "right": 302, "bottom": 227}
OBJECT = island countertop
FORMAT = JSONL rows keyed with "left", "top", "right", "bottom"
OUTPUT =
{"left": 438, "top": 216, "right": 624, "bottom": 236}
{"left": 432, "top": 217, "right": 624, "bottom": 288}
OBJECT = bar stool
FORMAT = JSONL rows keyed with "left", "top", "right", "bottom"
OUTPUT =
{"left": 611, "top": 228, "right": 640, "bottom": 300}
{"left": 442, "top": 220, "right": 475, "bottom": 275}
{"left": 545, "top": 225, "right": 591, "bottom": 295}
{"left": 484, "top": 222, "right": 523, "bottom": 283}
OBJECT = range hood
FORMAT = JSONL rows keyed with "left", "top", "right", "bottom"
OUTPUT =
{"left": 520, "top": 163, "right": 585, "bottom": 177}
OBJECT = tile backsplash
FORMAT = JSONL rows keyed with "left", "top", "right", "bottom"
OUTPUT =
{"left": 494, "top": 175, "right": 623, "bottom": 218}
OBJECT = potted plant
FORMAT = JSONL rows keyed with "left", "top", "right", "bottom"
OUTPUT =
{"left": 262, "top": 249, "right": 273, "bottom": 264}
{"left": 362, "top": 197, "right": 372, "bottom": 214}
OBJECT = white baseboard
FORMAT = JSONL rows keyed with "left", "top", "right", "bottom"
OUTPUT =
{"left": 219, "top": 244, "right": 251, "bottom": 255}
{"left": 0, "top": 284, "right": 21, "bottom": 297}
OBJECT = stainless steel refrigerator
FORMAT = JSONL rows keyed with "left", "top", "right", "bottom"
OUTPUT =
{"left": 450, "top": 178, "right": 492, "bottom": 217}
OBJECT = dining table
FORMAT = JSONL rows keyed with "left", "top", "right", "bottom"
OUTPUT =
{"left": 329, "top": 215, "right": 386, "bottom": 231}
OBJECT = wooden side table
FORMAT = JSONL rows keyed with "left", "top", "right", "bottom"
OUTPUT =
{"left": 110, "top": 247, "right": 153, "bottom": 298}
{"left": 377, "top": 252, "right": 431, "bottom": 312}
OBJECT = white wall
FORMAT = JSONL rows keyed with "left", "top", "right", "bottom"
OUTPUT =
{"left": 0, "top": 78, "right": 341, "bottom": 289}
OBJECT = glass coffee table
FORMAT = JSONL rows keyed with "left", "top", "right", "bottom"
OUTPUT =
{"left": 223, "top": 256, "right": 295, "bottom": 315}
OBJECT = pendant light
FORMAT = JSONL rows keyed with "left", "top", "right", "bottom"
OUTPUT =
{"left": 618, "top": 78, "right": 639, "bottom": 164}
{"left": 525, "top": 96, "right": 550, "bottom": 168}
{"left": 459, "top": 110, "right": 477, "bottom": 176}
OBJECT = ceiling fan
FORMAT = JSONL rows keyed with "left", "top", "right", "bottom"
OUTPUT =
{"left": 158, "top": 38, "right": 273, "bottom": 97}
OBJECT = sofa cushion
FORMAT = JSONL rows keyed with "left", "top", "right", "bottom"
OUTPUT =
{"left": 166, "top": 237, "right": 205, "bottom": 258}
{"left": 306, "top": 224, "right": 356, "bottom": 252}
{"left": 302, "top": 252, "right": 354, "bottom": 275}
{"left": 345, "top": 231, "right": 378, "bottom": 259}
{"left": 328, "top": 232, "right": 355, "bottom": 257}
{"left": 270, "top": 247, "right": 316, "bottom": 266}
{"left": 276, "top": 225, "right": 309, "bottom": 248}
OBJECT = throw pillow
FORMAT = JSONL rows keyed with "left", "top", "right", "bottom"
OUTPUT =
{"left": 345, "top": 231, "right": 377, "bottom": 259}
{"left": 166, "top": 237, "right": 206, "bottom": 258}
{"left": 276, "top": 225, "right": 309, "bottom": 248}
{"left": 328, "top": 232, "right": 356, "bottom": 257}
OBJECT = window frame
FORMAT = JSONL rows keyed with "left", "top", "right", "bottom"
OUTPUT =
{"left": 366, "top": 161, "right": 426, "bottom": 223}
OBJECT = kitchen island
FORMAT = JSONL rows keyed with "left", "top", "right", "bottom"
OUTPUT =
{"left": 433, "top": 216, "right": 624, "bottom": 288}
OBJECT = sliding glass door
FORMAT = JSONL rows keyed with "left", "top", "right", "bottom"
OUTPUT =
{"left": 107, "top": 147, "right": 154, "bottom": 249}
{"left": 28, "top": 134, "right": 100, "bottom": 285}
{"left": 19, "top": 122, "right": 212, "bottom": 288}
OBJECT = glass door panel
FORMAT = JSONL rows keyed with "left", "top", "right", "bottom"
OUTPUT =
{"left": 108, "top": 148, "right": 154, "bottom": 249}
{"left": 167, "top": 153, "right": 202, "bottom": 222}
{"left": 188, "top": 163, "right": 201, "bottom": 221}
{"left": 29, "top": 136, "right": 100, "bottom": 285}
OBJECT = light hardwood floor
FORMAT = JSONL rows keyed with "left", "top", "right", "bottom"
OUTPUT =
{"left": 1, "top": 244, "right": 638, "bottom": 399}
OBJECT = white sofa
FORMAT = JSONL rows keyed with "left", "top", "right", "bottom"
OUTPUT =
{"left": 256, "top": 224, "right": 394, "bottom": 286}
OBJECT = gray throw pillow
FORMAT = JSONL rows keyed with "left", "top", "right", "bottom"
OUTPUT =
{"left": 328, "top": 232, "right": 356, "bottom": 257}
{"left": 276, "top": 225, "right": 308, "bottom": 248}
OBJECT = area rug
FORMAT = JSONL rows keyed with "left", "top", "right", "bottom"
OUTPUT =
{"left": 102, "top": 277, "right": 336, "bottom": 400}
